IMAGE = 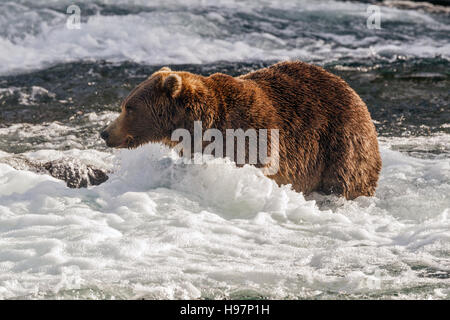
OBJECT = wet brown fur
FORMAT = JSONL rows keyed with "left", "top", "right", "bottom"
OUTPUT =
{"left": 102, "top": 61, "right": 382, "bottom": 200}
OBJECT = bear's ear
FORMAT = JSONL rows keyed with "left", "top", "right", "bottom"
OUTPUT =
{"left": 158, "top": 66, "right": 171, "bottom": 72}
{"left": 164, "top": 74, "right": 182, "bottom": 98}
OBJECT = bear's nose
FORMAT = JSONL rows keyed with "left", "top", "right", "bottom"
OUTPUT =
{"left": 100, "top": 131, "right": 109, "bottom": 141}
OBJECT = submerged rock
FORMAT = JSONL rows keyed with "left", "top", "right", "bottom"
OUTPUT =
{"left": 0, "top": 156, "right": 109, "bottom": 188}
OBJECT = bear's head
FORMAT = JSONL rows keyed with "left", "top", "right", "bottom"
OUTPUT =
{"left": 101, "top": 67, "right": 213, "bottom": 149}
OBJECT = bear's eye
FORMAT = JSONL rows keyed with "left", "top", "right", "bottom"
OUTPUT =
{"left": 125, "top": 105, "right": 134, "bottom": 113}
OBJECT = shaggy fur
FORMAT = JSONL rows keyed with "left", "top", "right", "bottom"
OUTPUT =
{"left": 102, "top": 61, "right": 382, "bottom": 199}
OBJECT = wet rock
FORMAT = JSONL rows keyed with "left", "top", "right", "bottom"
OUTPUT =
{"left": 43, "top": 159, "right": 109, "bottom": 188}
{"left": 0, "top": 156, "right": 109, "bottom": 188}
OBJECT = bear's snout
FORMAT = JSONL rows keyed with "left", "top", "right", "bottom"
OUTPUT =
{"left": 100, "top": 130, "right": 109, "bottom": 141}
{"left": 100, "top": 118, "right": 128, "bottom": 148}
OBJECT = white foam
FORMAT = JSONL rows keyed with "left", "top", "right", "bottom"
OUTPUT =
{"left": 0, "top": 138, "right": 448, "bottom": 299}
{"left": 379, "top": 134, "right": 450, "bottom": 159}
{"left": 0, "top": 0, "right": 449, "bottom": 75}
{"left": 0, "top": 111, "right": 118, "bottom": 151}
{"left": 0, "top": 86, "right": 56, "bottom": 105}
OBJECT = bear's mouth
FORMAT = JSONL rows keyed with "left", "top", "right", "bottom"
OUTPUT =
{"left": 123, "top": 135, "right": 143, "bottom": 149}
{"left": 120, "top": 135, "right": 165, "bottom": 149}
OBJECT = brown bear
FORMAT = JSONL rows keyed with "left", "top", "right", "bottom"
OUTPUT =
{"left": 101, "top": 61, "right": 381, "bottom": 200}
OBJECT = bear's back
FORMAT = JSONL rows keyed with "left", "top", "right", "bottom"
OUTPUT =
{"left": 240, "top": 61, "right": 359, "bottom": 116}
